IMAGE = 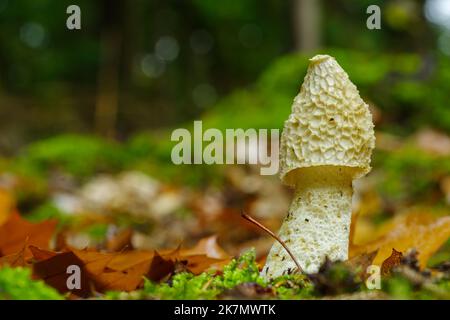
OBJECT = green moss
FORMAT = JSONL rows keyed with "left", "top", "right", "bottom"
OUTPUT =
{"left": 383, "top": 276, "right": 412, "bottom": 299}
{"left": 435, "top": 279, "right": 450, "bottom": 293}
{"left": 383, "top": 273, "right": 450, "bottom": 300}
{"left": 0, "top": 267, "right": 63, "bottom": 300}
{"left": 216, "top": 250, "right": 265, "bottom": 289}
{"left": 427, "top": 239, "right": 450, "bottom": 268}
{"left": 14, "top": 134, "right": 128, "bottom": 179}
{"left": 271, "top": 274, "right": 314, "bottom": 300}
{"left": 107, "top": 250, "right": 314, "bottom": 300}
{"left": 141, "top": 250, "right": 265, "bottom": 300}
{"left": 142, "top": 272, "right": 220, "bottom": 300}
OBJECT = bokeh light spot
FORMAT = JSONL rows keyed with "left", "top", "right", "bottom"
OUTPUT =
{"left": 155, "top": 36, "right": 180, "bottom": 61}
{"left": 20, "top": 22, "right": 46, "bottom": 48}
{"left": 425, "top": 0, "right": 450, "bottom": 29}
{"left": 141, "top": 54, "right": 165, "bottom": 78}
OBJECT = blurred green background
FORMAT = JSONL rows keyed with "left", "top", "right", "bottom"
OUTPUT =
{"left": 0, "top": 0, "right": 449, "bottom": 222}
{"left": 0, "top": 0, "right": 449, "bottom": 147}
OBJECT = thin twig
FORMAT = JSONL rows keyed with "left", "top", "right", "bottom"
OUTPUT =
{"left": 241, "top": 212, "right": 303, "bottom": 274}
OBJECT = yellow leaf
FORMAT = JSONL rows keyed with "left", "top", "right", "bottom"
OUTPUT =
{"left": 350, "top": 212, "right": 450, "bottom": 269}
{"left": 0, "top": 189, "right": 14, "bottom": 226}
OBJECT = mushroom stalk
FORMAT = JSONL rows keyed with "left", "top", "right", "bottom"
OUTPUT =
{"left": 261, "top": 166, "right": 353, "bottom": 279}
{"left": 262, "top": 54, "right": 375, "bottom": 280}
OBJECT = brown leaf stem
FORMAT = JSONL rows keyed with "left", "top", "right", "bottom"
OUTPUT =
{"left": 241, "top": 212, "right": 303, "bottom": 274}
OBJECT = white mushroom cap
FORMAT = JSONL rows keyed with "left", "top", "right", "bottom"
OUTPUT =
{"left": 280, "top": 54, "right": 375, "bottom": 187}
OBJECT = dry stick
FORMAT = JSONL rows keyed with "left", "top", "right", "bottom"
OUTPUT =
{"left": 241, "top": 212, "right": 303, "bottom": 274}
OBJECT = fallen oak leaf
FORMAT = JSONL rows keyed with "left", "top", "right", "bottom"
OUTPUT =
{"left": 106, "top": 250, "right": 154, "bottom": 271}
{"left": 33, "top": 250, "right": 91, "bottom": 297}
{"left": 96, "top": 251, "right": 175, "bottom": 292}
{"left": 30, "top": 236, "right": 231, "bottom": 296}
{"left": 179, "top": 235, "right": 229, "bottom": 260}
{"left": 146, "top": 251, "right": 175, "bottom": 281}
{"left": 32, "top": 246, "right": 117, "bottom": 276}
{"left": 29, "top": 245, "right": 58, "bottom": 261}
{"left": 161, "top": 236, "right": 231, "bottom": 275}
{"left": 0, "top": 244, "right": 28, "bottom": 268}
{"left": 70, "top": 248, "right": 116, "bottom": 276}
{"left": 31, "top": 246, "right": 120, "bottom": 270}
{"left": 0, "top": 251, "right": 26, "bottom": 268}
{"left": 0, "top": 212, "right": 57, "bottom": 257}
{"left": 78, "top": 250, "right": 174, "bottom": 291}
{"left": 94, "top": 260, "right": 152, "bottom": 292}
{"left": 106, "top": 228, "right": 133, "bottom": 252}
{"left": 74, "top": 248, "right": 158, "bottom": 287}
{"left": 32, "top": 247, "right": 124, "bottom": 296}
{"left": 174, "top": 254, "right": 229, "bottom": 275}
{"left": 30, "top": 246, "right": 175, "bottom": 295}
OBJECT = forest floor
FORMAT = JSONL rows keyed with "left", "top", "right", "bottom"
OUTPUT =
{"left": 0, "top": 127, "right": 450, "bottom": 300}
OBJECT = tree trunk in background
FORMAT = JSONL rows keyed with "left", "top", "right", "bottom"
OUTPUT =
{"left": 95, "top": 0, "right": 124, "bottom": 139}
{"left": 292, "top": 0, "right": 321, "bottom": 52}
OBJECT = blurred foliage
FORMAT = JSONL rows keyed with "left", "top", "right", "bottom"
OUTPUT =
{"left": 375, "top": 145, "right": 450, "bottom": 203}
{"left": 0, "top": 0, "right": 444, "bottom": 145}
{"left": 2, "top": 49, "right": 450, "bottom": 196}
{"left": 383, "top": 273, "right": 450, "bottom": 300}
{"left": 427, "top": 239, "right": 450, "bottom": 267}
{"left": 26, "top": 201, "right": 72, "bottom": 226}
{"left": 204, "top": 49, "right": 450, "bottom": 134}
{"left": 14, "top": 135, "right": 128, "bottom": 178}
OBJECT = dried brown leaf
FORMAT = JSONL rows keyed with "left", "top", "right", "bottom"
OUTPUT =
{"left": 381, "top": 248, "right": 403, "bottom": 276}
{"left": 0, "top": 212, "right": 57, "bottom": 257}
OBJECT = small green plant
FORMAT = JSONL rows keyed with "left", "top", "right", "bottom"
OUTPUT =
{"left": 216, "top": 250, "right": 265, "bottom": 289}
{"left": 142, "top": 272, "right": 220, "bottom": 300}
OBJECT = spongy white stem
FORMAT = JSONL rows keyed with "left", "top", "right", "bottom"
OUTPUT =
{"left": 262, "top": 166, "right": 353, "bottom": 279}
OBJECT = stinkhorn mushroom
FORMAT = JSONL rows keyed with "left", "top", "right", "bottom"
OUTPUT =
{"left": 262, "top": 54, "right": 375, "bottom": 279}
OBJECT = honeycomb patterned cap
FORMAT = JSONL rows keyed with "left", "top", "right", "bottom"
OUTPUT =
{"left": 280, "top": 55, "right": 375, "bottom": 187}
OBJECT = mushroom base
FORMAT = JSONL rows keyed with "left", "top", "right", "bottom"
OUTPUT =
{"left": 262, "top": 166, "right": 354, "bottom": 279}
